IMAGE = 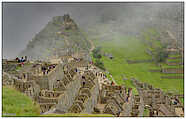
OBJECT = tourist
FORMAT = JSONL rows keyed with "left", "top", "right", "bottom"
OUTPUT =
{"left": 82, "top": 82, "right": 85, "bottom": 87}
{"left": 116, "top": 111, "right": 121, "bottom": 117}
{"left": 21, "top": 57, "right": 24, "bottom": 62}
{"left": 16, "top": 57, "right": 20, "bottom": 63}
{"left": 42, "top": 66, "right": 47, "bottom": 75}
{"left": 75, "top": 68, "right": 78, "bottom": 72}
{"left": 126, "top": 96, "right": 129, "bottom": 102}
{"left": 111, "top": 81, "right": 114, "bottom": 86}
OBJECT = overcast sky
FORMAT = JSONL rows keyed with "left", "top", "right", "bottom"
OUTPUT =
{"left": 2, "top": 2, "right": 182, "bottom": 59}
{"left": 2, "top": 3, "right": 124, "bottom": 59}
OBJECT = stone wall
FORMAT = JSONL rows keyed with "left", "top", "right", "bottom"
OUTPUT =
{"left": 67, "top": 71, "right": 100, "bottom": 114}
{"left": 127, "top": 59, "right": 153, "bottom": 64}
{"left": 34, "top": 63, "right": 65, "bottom": 90}
{"left": 38, "top": 90, "right": 64, "bottom": 113}
{"left": 162, "top": 68, "right": 183, "bottom": 74}
{"left": 132, "top": 95, "right": 144, "bottom": 116}
{"left": 34, "top": 76, "right": 49, "bottom": 90}
{"left": 55, "top": 74, "right": 82, "bottom": 113}
{"left": 167, "top": 56, "right": 182, "bottom": 59}
{"left": 82, "top": 77, "right": 99, "bottom": 113}
{"left": 14, "top": 79, "right": 40, "bottom": 100}
{"left": 2, "top": 72, "right": 15, "bottom": 86}
{"left": 167, "top": 62, "right": 183, "bottom": 66}
{"left": 161, "top": 76, "right": 184, "bottom": 79}
{"left": 132, "top": 78, "right": 178, "bottom": 117}
{"left": 47, "top": 64, "right": 64, "bottom": 90}
{"left": 120, "top": 94, "right": 134, "bottom": 116}
{"left": 100, "top": 85, "right": 126, "bottom": 104}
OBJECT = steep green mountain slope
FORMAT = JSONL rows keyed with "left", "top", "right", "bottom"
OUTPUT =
{"left": 20, "top": 14, "right": 91, "bottom": 60}
{"left": 91, "top": 28, "right": 183, "bottom": 95}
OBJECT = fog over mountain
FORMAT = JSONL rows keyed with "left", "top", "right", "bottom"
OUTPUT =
{"left": 3, "top": 2, "right": 183, "bottom": 59}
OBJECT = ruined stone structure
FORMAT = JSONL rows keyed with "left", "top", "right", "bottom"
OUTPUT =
{"left": 2, "top": 55, "right": 184, "bottom": 117}
{"left": 62, "top": 14, "right": 78, "bottom": 30}
{"left": 127, "top": 59, "right": 153, "bottom": 64}
{"left": 68, "top": 71, "right": 99, "bottom": 114}
{"left": 130, "top": 95, "right": 144, "bottom": 116}
{"left": 132, "top": 79, "right": 183, "bottom": 117}
{"left": 96, "top": 84, "right": 132, "bottom": 116}
{"left": 95, "top": 71, "right": 111, "bottom": 90}
{"left": 162, "top": 68, "right": 183, "bottom": 74}
{"left": 38, "top": 90, "right": 64, "bottom": 113}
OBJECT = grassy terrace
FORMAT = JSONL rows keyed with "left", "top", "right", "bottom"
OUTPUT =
{"left": 168, "top": 54, "right": 182, "bottom": 57}
{"left": 143, "top": 108, "right": 150, "bottom": 117}
{"left": 2, "top": 86, "right": 40, "bottom": 117}
{"left": 91, "top": 31, "right": 183, "bottom": 95}
{"left": 179, "top": 97, "right": 184, "bottom": 105}
{"left": 161, "top": 63, "right": 183, "bottom": 69}
{"left": 41, "top": 113, "right": 113, "bottom": 117}
{"left": 166, "top": 58, "right": 182, "bottom": 62}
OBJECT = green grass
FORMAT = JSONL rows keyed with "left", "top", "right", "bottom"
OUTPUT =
{"left": 2, "top": 86, "right": 40, "bottom": 117}
{"left": 161, "top": 63, "right": 183, "bottom": 69}
{"left": 179, "top": 97, "right": 184, "bottom": 105}
{"left": 91, "top": 33, "right": 184, "bottom": 94}
{"left": 168, "top": 54, "right": 181, "bottom": 57}
{"left": 143, "top": 108, "right": 150, "bottom": 117}
{"left": 40, "top": 113, "right": 113, "bottom": 117}
{"left": 143, "top": 28, "right": 161, "bottom": 49}
{"left": 167, "top": 58, "right": 182, "bottom": 62}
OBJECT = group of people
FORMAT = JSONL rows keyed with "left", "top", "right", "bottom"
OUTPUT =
{"left": 172, "top": 98, "right": 180, "bottom": 105}
{"left": 16, "top": 56, "right": 27, "bottom": 66}
{"left": 41, "top": 64, "right": 56, "bottom": 75}
{"left": 16, "top": 56, "right": 27, "bottom": 63}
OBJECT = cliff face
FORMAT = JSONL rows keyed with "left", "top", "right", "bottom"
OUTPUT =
{"left": 20, "top": 14, "right": 91, "bottom": 61}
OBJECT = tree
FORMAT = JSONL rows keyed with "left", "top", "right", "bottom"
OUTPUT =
{"left": 94, "top": 59, "right": 105, "bottom": 70}
{"left": 154, "top": 48, "right": 168, "bottom": 63}
{"left": 92, "top": 47, "right": 102, "bottom": 59}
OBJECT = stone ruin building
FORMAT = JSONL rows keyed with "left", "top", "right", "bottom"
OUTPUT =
{"left": 92, "top": 83, "right": 144, "bottom": 117}
{"left": 3, "top": 55, "right": 100, "bottom": 115}
{"left": 62, "top": 14, "right": 78, "bottom": 30}
{"left": 132, "top": 78, "right": 184, "bottom": 117}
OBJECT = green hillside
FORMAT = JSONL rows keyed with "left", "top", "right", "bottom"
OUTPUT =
{"left": 91, "top": 30, "right": 183, "bottom": 95}
{"left": 2, "top": 86, "right": 40, "bottom": 117}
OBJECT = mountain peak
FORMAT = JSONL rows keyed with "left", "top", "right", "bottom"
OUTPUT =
{"left": 52, "top": 14, "right": 78, "bottom": 30}
{"left": 19, "top": 14, "right": 90, "bottom": 61}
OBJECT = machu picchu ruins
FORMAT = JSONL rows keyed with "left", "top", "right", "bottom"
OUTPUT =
{"left": 2, "top": 2, "right": 184, "bottom": 117}
{"left": 2, "top": 51, "right": 184, "bottom": 116}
